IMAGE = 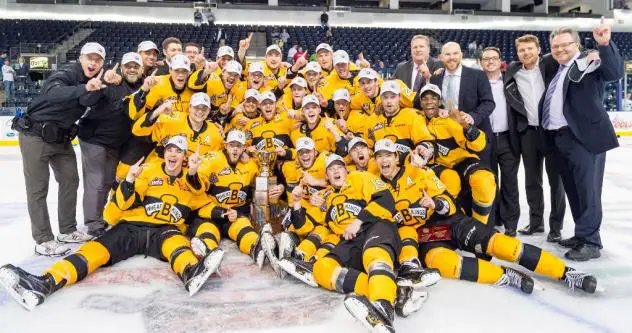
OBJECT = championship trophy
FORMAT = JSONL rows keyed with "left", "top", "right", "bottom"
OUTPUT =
{"left": 253, "top": 149, "right": 279, "bottom": 232}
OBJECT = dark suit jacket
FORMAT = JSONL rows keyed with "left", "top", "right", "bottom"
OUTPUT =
{"left": 392, "top": 57, "right": 443, "bottom": 92}
{"left": 429, "top": 65, "right": 496, "bottom": 136}
{"left": 540, "top": 43, "right": 622, "bottom": 154}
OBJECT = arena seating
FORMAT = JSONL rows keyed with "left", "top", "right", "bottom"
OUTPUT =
{"left": 0, "top": 19, "right": 78, "bottom": 54}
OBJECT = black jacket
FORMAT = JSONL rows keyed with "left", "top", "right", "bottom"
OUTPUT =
{"left": 27, "top": 62, "right": 96, "bottom": 129}
{"left": 78, "top": 78, "right": 143, "bottom": 150}
{"left": 392, "top": 57, "right": 443, "bottom": 92}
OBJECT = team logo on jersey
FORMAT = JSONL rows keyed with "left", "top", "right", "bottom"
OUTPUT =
{"left": 436, "top": 143, "right": 450, "bottom": 156}
{"left": 406, "top": 176, "right": 415, "bottom": 186}
{"left": 217, "top": 183, "right": 247, "bottom": 205}
{"left": 218, "top": 167, "right": 232, "bottom": 176}
{"left": 149, "top": 178, "right": 164, "bottom": 187}
{"left": 208, "top": 172, "right": 219, "bottom": 184}
{"left": 371, "top": 179, "right": 387, "bottom": 191}
{"left": 145, "top": 194, "right": 183, "bottom": 223}
{"left": 329, "top": 195, "right": 361, "bottom": 223}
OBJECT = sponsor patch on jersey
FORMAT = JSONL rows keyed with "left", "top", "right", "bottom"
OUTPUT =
{"left": 149, "top": 178, "right": 164, "bottom": 186}
{"left": 436, "top": 143, "right": 450, "bottom": 156}
{"left": 250, "top": 121, "right": 261, "bottom": 129}
{"left": 209, "top": 172, "right": 219, "bottom": 184}
{"left": 218, "top": 167, "right": 232, "bottom": 176}
{"left": 373, "top": 123, "right": 384, "bottom": 131}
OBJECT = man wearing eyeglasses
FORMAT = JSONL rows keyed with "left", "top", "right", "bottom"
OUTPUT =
{"left": 480, "top": 47, "right": 521, "bottom": 236}
{"left": 542, "top": 18, "right": 622, "bottom": 261}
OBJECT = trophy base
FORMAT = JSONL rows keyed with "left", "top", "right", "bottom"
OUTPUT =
{"left": 252, "top": 202, "right": 287, "bottom": 235}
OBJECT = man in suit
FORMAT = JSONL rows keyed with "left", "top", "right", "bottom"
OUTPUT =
{"left": 392, "top": 35, "right": 443, "bottom": 93}
{"left": 542, "top": 20, "right": 622, "bottom": 261}
{"left": 504, "top": 34, "right": 566, "bottom": 242}
{"left": 430, "top": 42, "right": 496, "bottom": 168}
{"left": 480, "top": 47, "right": 521, "bottom": 236}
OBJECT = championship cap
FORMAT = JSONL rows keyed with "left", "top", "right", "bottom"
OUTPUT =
{"left": 333, "top": 50, "right": 350, "bottom": 66}
{"left": 216, "top": 45, "right": 235, "bottom": 58}
{"left": 224, "top": 60, "right": 243, "bottom": 74}
{"left": 244, "top": 89, "right": 260, "bottom": 102}
{"left": 380, "top": 80, "right": 401, "bottom": 95}
{"left": 347, "top": 136, "right": 368, "bottom": 151}
{"left": 137, "top": 41, "right": 159, "bottom": 53}
{"left": 419, "top": 83, "right": 442, "bottom": 98}
{"left": 190, "top": 92, "right": 211, "bottom": 108}
{"left": 374, "top": 138, "right": 397, "bottom": 154}
{"left": 305, "top": 61, "right": 321, "bottom": 73}
{"left": 316, "top": 43, "right": 333, "bottom": 54}
{"left": 81, "top": 42, "right": 106, "bottom": 59}
{"left": 169, "top": 54, "right": 191, "bottom": 71}
{"left": 166, "top": 135, "right": 188, "bottom": 151}
{"left": 325, "top": 154, "right": 346, "bottom": 169}
{"left": 248, "top": 62, "right": 265, "bottom": 74}
{"left": 121, "top": 52, "right": 142, "bottom": 66}
{"left": 296, "top": 137, "right": 316, "bottom": 151}
{"left": 301, "top": 94, "right": 320, "bottom": 108}
{"left": 266, "top": 44, "right": 282, "bottom": 55}
{"left": 358, "top": 68, "right": 378, "bottom": 81}
{"left": 290, "top": 77, "right": 308, "bottom": 89}
{"left": 333, "top": 88, "right": 351, "bottom": 102}
{"left": 259, "top": 91, "right": 276, "bottom": 103}
{"left": 226, "top": 130, "right": 246, "bottom": 145}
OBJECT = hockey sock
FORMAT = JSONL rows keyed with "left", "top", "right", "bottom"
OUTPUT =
{"left": 469, "top": 170, "right": 495, "bottom": 224}
{"left": 162, "top": 234, "right": 198, "bottom": 276}
{"left": 194, "top": 221, "right": 221, "bottom": 252}
{"left": 47, "top": 241, "right": 110, "bottom": 286}
{"left": 227, "top": 217, "right": 258, "bottom": 255}
{"left": 424, "top": 246, "right": 503, "bottom": 284}
{"left": 398, "top": 226, "right": 419, "bottom": 264}
{"left": 363, "top": 247, "right": 397, "bottom": 304}
{"left": 314, "top": 256, "right": 368, "bottom": 296}
{"left": 486, "top": 233, "right": 566, "bottom": 279}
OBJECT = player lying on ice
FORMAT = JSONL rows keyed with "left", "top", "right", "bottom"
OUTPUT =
{"left": 0, "top": 136, "right": 224, "bottom": 311}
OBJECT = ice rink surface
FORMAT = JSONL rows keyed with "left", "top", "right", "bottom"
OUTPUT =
{"left": 1, "top": 139, "right": 631, "bottom": 333}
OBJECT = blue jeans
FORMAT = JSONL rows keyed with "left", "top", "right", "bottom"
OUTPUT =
{"left": 3, "top": 80, "right": 13, "bottom": 103}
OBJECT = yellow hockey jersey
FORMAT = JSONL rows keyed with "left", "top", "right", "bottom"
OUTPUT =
{"left": 349, "top": 79, "right": 414, "bottom": 115}
{"left": 290, "top": 119, "right": 343, "bottom": 155}
{"left": 427, "top": 117, "right": 486, "bottom": 168}
{"left": 316, "top": 70, "right": 361, "bottom": 101}
{"left": 129, "top": 75, "right": 194, "bottom": 121}
{"left": 187, "top": 70, "right": 231, "bottom": 109}
{"left": 245, "top": 112, "right": 297, "bottom": 151}
{"left": 366, "top": 108, "right": 434, "bottom": 153}
{"left": 334, "top": 110, "right": 370, "bottom": 138}
{"left": 229, "top": 81, "right": 272, "bottom": 110}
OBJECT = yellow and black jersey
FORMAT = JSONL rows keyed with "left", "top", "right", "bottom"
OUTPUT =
{"left": 346, "top": 157, "right": 380, "bottom": 176}
{"left": 382, "top": 165, "right": 456, "bottom": 229}
{"left": 229, "top": 81, "right": 272, "bottom": 110}
{"left": 366, "top": 108, "right": 433, "bottom": 153}
{"left": 114, "top": 161, "right": 220, "bottom": 232}
{"left": 322, "top": 171, "right": 396, "bottom": 235}
{"left": 245, "top": 112, "right": 297, "bottom": 152}
{"left": 349, "top": 79, "right": 414, "bottom": 115}
{"left": 192, "top": 150, "right": 260, "bottom": 214}
{"left": 243, "top": 62, "right": 288, "bottom": 91}
{"left": 290, "top": 119, "right": 345, "bottom": 155}
{"left": 317, "top": 70, "right": 361, "bottom": 101}
{"left": 316, "top": 62, "right": 360, "bottom": 78}
{"left": 129, "top": 75, "right": 193, "bottom": 121}
{"left": 132, "top": 111, "right": 224, "bottom": 163}
{"left": 334, "top": 110, "right": 370, "bottom": 138}
{"left": 277, "top": 92, "right": 304, "bottom": 114}
{"left": 224, "top": 112, "right": 259, "bottom": 133}
{"left": 188, "top": 71, "right": 231, "bottom": 110}
{"left": 282, "top": 152, "right": 330, "bottom": 202}
{"left": 427, "top": 117, "right": 486, "bottom": 168}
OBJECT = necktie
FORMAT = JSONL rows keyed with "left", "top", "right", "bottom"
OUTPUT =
{"left": 541, "top": 64, "right": 565, "bottom": 129}
{"left": 445, "top": 74, "right": 458, "bottom": 109}
{"left": 413, "top": 66, "right": 422, "bottom": 92}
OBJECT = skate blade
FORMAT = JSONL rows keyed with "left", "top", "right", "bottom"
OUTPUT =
{"left": 595, "top": 285, "right": 606, "bottom": 293}
{"left": 0, "top": 268, "right": 39, "bottom": 311}
{"left": 188, "top": 250, "right": 224, "bottom": 297}
{"left": 261, "top": 232, "right": 283, "bottom": 276}
{"left": 397, "top": 273, "right": 442, "bottom": 289}
{"left": 532, "top": 280, "right": 545, "bottom": 292}
{"left": 343, "top": 297, "right": 392, "bottom": 333}
{"left": 278, "top": 233, "right": 296, "bottom": 261}
{"left": 278, "top": 260, "right": 318, "bottom": 287}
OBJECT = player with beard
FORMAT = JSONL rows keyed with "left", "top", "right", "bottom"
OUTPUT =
{"left": 332, "top": 88, "right": 369, "bottom": 139}
{"left": 317, "top": 50, "right": 361, "bottom": 103}
{"left": 188, "top": 60, "right": 242, "bottom": 125}
{"left": 346, "top": 137, "right": 379, "bottom": 175}
{"left": 0, "top": 136, "right": 225, "bottom": 311}
{"left": 228, "top": 62, "right": 273, "bottom": 111}
{"left": 239, "top": 44, "right": 287, "bottom": 91}
{"left": 225, "top": 89, "right": 261, "bottom": 133}
{"left": 373, "top": 138, "right": 600, "bottom": 296}
{"left": 78, "top": 52, "right": 146, "bottom": 237}
{"left": 350, "top": 68, "right": 415, "bottom": 115}
{"left": 245, "top": 91, "right": 297, "bottom": 160}
{"left": 290, "top": 95, "right": 348, "bottom": 156}
{"left": 137, "top": 41, "right": 159, "bottom": 77}
{"left": 302, "top": 61, "right": 323, "bottom": 93}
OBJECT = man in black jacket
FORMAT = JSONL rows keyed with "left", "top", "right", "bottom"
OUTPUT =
{"left": 13, "top": 42, "right": 110, "bottom": 256}
{"left": 392, "top": 35, "right": 443, "bottom": 93}
{"left": 504, "top": 34, "right": 566, "bottom": 242}
{"left": 78, "top": 52, "right": 144, "bottom": 237}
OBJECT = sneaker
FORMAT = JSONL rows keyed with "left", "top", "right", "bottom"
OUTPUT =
{"left": 0, "top": 264, "right": 64, "bottom": 311}
{"left": 397, "top": 258, "right": 441, "bottom": 289}
{"left": 278, "top": 231, "right": 299, "bottom": 260}
{"left": 344, "top": 294, "right": 395, "bottom": 333}
{"left": 181, "top": 248, "right": 224, "bottom": 296}
{"left": 34, "top": 240, "right": 70, "bottom": 257}
{"left": 278, "top": 257, "right": 318, "bottom": 287}
{"left": 495, "top": 267, "right": 535, "bottom": 294}
{"left": 56, "top": 231, "right": 94, "bottom": 244}
{"left": 562, "top": 268, "right": 598, "bottom": 294}
{"left": 395, "top": 285, "right": 428, "bottom": 317}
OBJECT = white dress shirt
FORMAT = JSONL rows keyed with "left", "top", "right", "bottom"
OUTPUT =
{"left": 410, "top": 61, "right": 424, "bottom": 89}
{"left": 545, "top": 52, "right": 581, "bottom": 130}
{"left": 489, "top": 74, "right": 509, "bottom": 133}
{"left": 442, "top": 65, "right": 462, "bottom": 109}
{"left": 514, "top": 62, "right": 545, "bottom": 126}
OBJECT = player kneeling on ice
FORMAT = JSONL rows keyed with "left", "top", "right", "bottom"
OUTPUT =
{"left": 373, "top": 138, "right": 599, "bottom": 295}
{"left": 0, "top": 136, "right": 224, "bottom": 311}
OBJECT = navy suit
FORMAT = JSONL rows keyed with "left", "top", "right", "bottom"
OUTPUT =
{"left": 541, "top": 42, "right": 623, "bottom": 248}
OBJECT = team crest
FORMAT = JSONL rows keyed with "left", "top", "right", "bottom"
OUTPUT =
{"left": 209, "top": 172, "right": 219, "bottom": 184}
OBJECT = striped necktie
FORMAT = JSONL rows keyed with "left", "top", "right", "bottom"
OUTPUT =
{"left": 541, "top": 64, "right": 565, "bottom": 129}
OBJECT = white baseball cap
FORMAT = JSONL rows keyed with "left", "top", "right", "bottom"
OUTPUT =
{"left": 333, "top": 88, "right": 351, "bottom": 102}
{"left": 266, "top": 44, "right": 282, "bottom": 55}
{"left": 190, "top": 92, "right": 211, "bottom": 108}
{"left": 122, "top": 52, "right": 142, "bottom": 66}
{"left": 296, "top": 137, "right": 316, "bottom": 151}
{"left": 333, "top": 50, "right": 350, "bottom": 66}
{"left": 290, "top": 77, "right": 308, "bottom": 89}
{"left": 305, "top": 61, "right": 321, "bottom": 73}
{"left": 244, "top": 89, "right": 260, "bottom": 102}
{"left": 226, "top": 130, "right": 246, "bottom": 145}
{"left": 137, "top": 41, "right": 159, "bottom": 53}
{"left": 380, "top": 80, "right": 401, "bottom": 96}
{"left": 316, "top": 43, "right": 333, "bottom": 54}
{"left": 347, "top": 136, "right": 368, "bottom": 151}
{"left": 248, "top": 62, "right": 265, "bottom": 74}
{"left": 216, "top": 46, "right": 234, "bottom": 58}
{"left": 259, "top": 91, "right": 276, "bottom": 103}
{"left": 81, "top": 42, "right": 106, "bottom": 59}
{"left": 419, "top": 83, "right": 442, "bottom": 98}
{"left": 166, "top": 135, "right": 188, "bottom": 151}
{"left": 358, "top": 68, "right": 378, "bottom": 81}
{"left": 325, "top": 154, "right": 346, "bottom": 169}
{"left": 224, "top": 60, "right": 243, "bottom": 74}
{"left": 301, "top": 94, "right": 320, "bottom": 108}
{"left": 169, "top": 54, "right": 191, "bottom": 71}
{"left": 374, "top": 138, "right": 397, "bottom": 154}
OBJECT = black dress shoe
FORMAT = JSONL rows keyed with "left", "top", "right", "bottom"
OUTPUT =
{"left": 504, "top": 229, "right": 517, "bottom": 237}
{"left": 565, "top": 244, "right": 601, "bottom": 262}
{"left": 518, "top": 225, "right": 545, "bottom": 235}
{"left": 546, "top": 231, "right": 562, "bottom": 243}
{"left": 559, "top": 236, "right": 581, "bottom": 248}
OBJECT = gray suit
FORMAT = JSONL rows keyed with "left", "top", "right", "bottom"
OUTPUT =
{"left": 392, "top": 58, "right": 443, "bottom": 92}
